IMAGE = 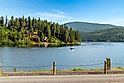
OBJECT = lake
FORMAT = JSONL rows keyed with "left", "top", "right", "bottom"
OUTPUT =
{"left": 0, "top": 42, "right": 124, "bottom": 70}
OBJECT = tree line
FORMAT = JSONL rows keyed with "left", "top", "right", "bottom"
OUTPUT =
{"left": 81, "top": 28, "right": 124, "bottom": 42}
{"left": 0, "top": 16, "right": 80, "bottom": 47}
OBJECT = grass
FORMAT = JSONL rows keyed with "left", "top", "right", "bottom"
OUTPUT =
{"left": 112, "top": 67, "right": 124, "bottom": 70}
{"left": 2, "top": 67, "right": 124, "bottom": 76}
{"left": 3, "top": 67, "right": 124, "bottom": 73}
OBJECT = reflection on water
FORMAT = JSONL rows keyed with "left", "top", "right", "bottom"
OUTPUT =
{"left": 81, "top": 42, "right": 115, "bottom": 46}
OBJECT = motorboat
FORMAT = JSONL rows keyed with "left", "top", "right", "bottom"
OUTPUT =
{"left": 70, "top": 47, "right": 75, "bottom": 50}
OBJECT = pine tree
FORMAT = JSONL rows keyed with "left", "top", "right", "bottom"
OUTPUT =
{"left": 14, "top": 18, "right": 19, "bottom": 30}
{"left": 64, "top": 26, "right": 69, "bottom": 43}
{"left": 28, "top": 16, "right": 33, "bottom": 32}
{"left": 46, "top": 24, "right": 51, "bottom": 38}
{"left": 0, "top": 16, "right": 4, "bottom": 27}
{"left": 75, "top": 31, "right": 80, "bottom": 42}
{"left": 22, "top": 16, "right": 26, "bottom": 27}
{"left": 5, "top": 15, "right": 8, "bottom": 27}
{"left": 8, "top": 16, "right": 14, "bottom": 30}
{"left": 69, "top": 28, "right": 75, "bottom": 43}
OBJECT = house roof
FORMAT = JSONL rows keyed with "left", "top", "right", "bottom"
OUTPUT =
{"left": 33, "top": 32, "right": 38, "bottom": 35}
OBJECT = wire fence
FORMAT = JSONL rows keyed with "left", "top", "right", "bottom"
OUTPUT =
{"left": 1, "top": 62, "right": 124, "bottom": 71}
{"left": 0, "top": 58, "right": 124, "bottom": 72}
{"left": 0, "top": 63, "right": 103, "bottom": 71}
{"left": 0, "top": 58, "right": 124, "bottom": 75}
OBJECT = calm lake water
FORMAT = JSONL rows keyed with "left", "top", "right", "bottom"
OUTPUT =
{"left": 0, "top": 42, "right": 124, "bottom": 70}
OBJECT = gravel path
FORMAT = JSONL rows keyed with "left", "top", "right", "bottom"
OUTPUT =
{"left": 0, "top": 74, "right": 124, "bottom": 83}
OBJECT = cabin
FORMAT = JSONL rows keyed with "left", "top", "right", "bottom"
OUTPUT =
{"left": 32, "top": 32, "right": 40, "bottom": 43}
{"left": 33, "top": 32, "right": 38, "bottom": 35}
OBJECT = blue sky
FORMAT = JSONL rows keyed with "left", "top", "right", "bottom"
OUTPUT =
{"left": 0, "top": 0, "right": 124, "bottom": 25}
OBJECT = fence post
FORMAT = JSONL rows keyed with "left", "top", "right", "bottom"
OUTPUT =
{"left": 106, "top": 58, "right": 111, "bottom": 70}
{"left": 52, "top": 61, "right": 56, "bottom": 75}
{"left": 0, "top": 63, "right": 2, "bottom": 76}
{"left": 104, "top": 61, "right": 107, "bottom": 74}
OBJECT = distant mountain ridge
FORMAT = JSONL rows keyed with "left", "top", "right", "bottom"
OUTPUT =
{"left": 81, "top": 28, "right": 124, "bottom": 42}
{"left": 65, "top": 22, "right": 124, "bottom": 32}
{"left": 65, "top": 22, "right": 124, "bottom": 42}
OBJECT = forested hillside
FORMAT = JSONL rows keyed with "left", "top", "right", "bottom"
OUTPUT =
{"left": 65, "top": 22, "right": 123, "bottom": 32}
{"left": 0, "top": 16, "right": 80, "bottom": 47}
{"left": 65, "top": 22, "right": 124, "bottom": 42}
{"left": 81, "top": 28, "right": 124, "bottom": 42}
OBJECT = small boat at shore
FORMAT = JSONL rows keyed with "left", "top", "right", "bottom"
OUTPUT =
{"left": 70, "top": 47, "right": 75, "bottom": 50}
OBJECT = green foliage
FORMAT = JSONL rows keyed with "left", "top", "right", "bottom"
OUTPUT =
{"left": 65, "top": 22, "right": 124, "bottom": 32}
{"left": 14, "top": 67, "right": 16, "bottom": 72}
{"left": 81, "top": 28, "right": 124, "bottom": 42}
{"left": 72, "top": 67, "right": 82, "bottom": 71}
{"left": 49, "top": 37, "right": 64, "bottom": 44}
{"left": 117, "top": 67, "right": 123, "bottom": 69}
{"left": 0, "top": 16, "right": 81, "bottom": 47}
{"left": 0, "top": 16, "right": 4, "bottom": 27}
{"left": 65, "top": 22, "right": 124, "bottom": 42}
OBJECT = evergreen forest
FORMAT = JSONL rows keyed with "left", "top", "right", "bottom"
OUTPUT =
{"left": 0, "top": 16, "right": 81, "bottom": 47}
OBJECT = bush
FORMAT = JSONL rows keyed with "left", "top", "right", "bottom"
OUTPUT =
{"left": 72, "top": 67, "right": 82, "bottom": 71}
{"left": 14, "top": 67, "right": 16, "bottom": 72}
{"left": 49, "top": 37, "right": 64, "bottom": 45}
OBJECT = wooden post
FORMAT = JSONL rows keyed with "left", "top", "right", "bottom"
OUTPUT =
{"left": 0, "top": 63, "right": 2, "bottom": 76}
{"left": 106, "top": 58, "right": 111, "bottom": 70}
{"left": 109, "top": 58, "right": 111, "bottom": 70}
{"left": 104, "top": 61, "right": 107, "bottom": 74}
{"left": 53, "top": 61, "right": 56, "bottom": 75}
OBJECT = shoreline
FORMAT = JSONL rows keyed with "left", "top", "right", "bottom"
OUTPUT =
{"left": 0, "top": 42, "right": 81, "bottom": 48}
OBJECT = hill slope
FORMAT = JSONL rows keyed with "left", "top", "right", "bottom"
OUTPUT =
{"left": 65, "top": 22, "right": 124, "bottom": 42}
{"left": 65, "top": 22, "right": 124, "bottom": 32}
{"left": 81, "top": 28, "right": 124, "bottom": 42}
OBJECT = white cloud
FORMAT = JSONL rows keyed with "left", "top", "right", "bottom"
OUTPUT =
{"left": 53, "top": 9, "right": 65, "bottom": 15}
{"left": 36, "top": 12, "right": 65, "bottom": 19}
{"left": 28, "top": 10, "right": 124, "bottom": 26}
{"left": 29, "top": 10, "right": 75, "bottom": 24}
